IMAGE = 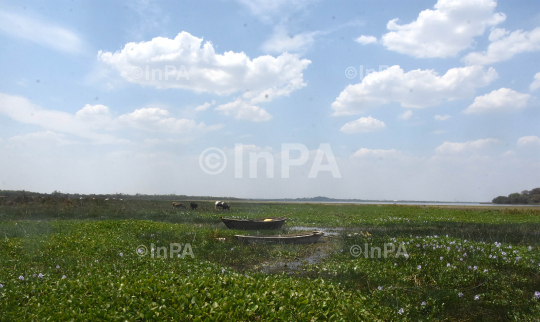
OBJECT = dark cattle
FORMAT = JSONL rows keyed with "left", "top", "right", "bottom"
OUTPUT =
{"left": 215, "top": 201, "right": 230, "bottom": 210}
{"left": 172, "top": 202, "right": 186, "bottom": 208}
{"left": 190, "top": 203, "right": 198, "bottom": 210}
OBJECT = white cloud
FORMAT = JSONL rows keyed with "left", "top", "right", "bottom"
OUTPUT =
{"left": 351, "top": 148, "right": 401, "bottom": 159}
{"left": 380, "top": 0, "right": 505, "bottom": 58}
{"left": 261, "top": 26, "right": 319, "bottom": 53}
{"left": 215, "top": 100, "right": 273, "bottom": 122}
{"left": 435, "top": 138, "right": 498, "bottom": 154}
{"left": 6, "top": 131, "right": 74, "bottom": 148}
{"left": 75, "top": 104, "right": 116, "bottom": 130}
{"left": 517, "top": 136, "right": 540, "bottom": 146}
{"left": 0, "top": 10, "right": 83, "bottom": 54}
{"left": 399, "top": 110, "right": 413, "bottom": 120}
{"left": 0, "top": 93, "right": 117, "bottom": 143}
{"left": 0, "top": 93, "right": 222, "bottom": 143}
{"left": 434, "top": 114, "right": 451, "bottom": 121}
{"left": 195, "top": 100, "right": 215, "bottom": 111}
{"left": 530, "top": 72, "right": 540, "bottom": 91}
{"left": 355, "top": 35, "right": 377, "bottom": 45}
{"left": 463, "top": 88, "right": 531, "bottom": 114}
{"left": 340, "top": 116, "right": 386, "bottom": 133}
{"left": 98, "top": 32, "right": 310, "bottom": 96}
{"left": 98, "top": 31, "right": 310, "bottom": 121}
{"left": 331, "top": 65, "right": 497, "bottom": 116}
{"left": 502, "top": 150, "right": 516, "bottom": 157}
{"left": 119, "top": 106, "right": 223, "bottom": 133}
{"left": 463, "top": 27, "right": 540, "bottom": 65}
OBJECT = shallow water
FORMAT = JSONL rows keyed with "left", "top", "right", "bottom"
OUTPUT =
{"left": 287, "top": 226, "right": 343, "bottom": 236}
{"left": 260, "top": 240, "right": 332, "bottom": 273}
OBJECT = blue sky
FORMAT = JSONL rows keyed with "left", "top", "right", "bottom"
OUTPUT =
{"left": 0, "top": 0, "right": 539, "bottom": 201}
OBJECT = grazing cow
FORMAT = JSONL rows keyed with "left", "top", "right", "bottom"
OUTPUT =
{"left": 215, "top": 201, "right": 230, "bottom": 210}
{"left": 172, "top": 202, "right": 186, "bottom": 208}
{"left": 190, "top": 203, "right": 198, "bottom": 210}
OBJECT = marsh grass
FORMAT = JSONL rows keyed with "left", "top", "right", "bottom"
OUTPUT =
{"left": 1, "top": 198, "right": 539, "bottom": 320}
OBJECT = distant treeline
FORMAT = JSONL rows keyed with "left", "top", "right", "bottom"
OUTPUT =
{"left": 0, "top": 190, "right": 240, "bottom": 201}
{"left": 492, "top": 188, "right": 540, "bottom": 204}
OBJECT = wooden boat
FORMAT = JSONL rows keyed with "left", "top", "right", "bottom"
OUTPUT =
{"left": 235, "top": 231, "right": 324, "bottom": 244}
{"left": 220, "top": 216, "right": 286, "bottom": 230}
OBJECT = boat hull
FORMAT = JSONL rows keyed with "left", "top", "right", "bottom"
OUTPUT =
{"left": 234, "top": 231, "right": 324, "bottom": 244}
{"left": 221, "top": 217, "right": 286, "bottom": 230}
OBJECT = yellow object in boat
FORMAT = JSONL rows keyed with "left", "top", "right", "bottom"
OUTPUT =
{"left": 263, "top": 219, "right": 273, "bottom": 221}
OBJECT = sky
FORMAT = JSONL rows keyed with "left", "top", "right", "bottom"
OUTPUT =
{"left": 0, "top": 0, "right": 539, "bottom": 201}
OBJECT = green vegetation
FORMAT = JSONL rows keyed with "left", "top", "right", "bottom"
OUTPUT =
{"left": 492, "top": 187, "right": 540, "bottom": 205}
{"left": 1, "top": 196, "right": 539, "bottom": 321}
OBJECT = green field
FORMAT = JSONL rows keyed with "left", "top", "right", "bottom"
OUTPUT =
{"left": 1, "top": 198, "right": 540, "bottom": 321}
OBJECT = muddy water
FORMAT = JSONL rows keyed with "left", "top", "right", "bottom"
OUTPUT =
{"left": 259, "top": 236, "right": 336, "bottom": 273}
{"left": 287, "top": 226, "right": 344, "bottom": 236}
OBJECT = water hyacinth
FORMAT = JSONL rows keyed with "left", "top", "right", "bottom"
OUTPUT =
{"left": 398, "top": 308, "right": 404, "bottom": 315}
{"left": 19, "top": 276, "right": 24, "bottom": 281}
{"left": 535, "top": 291, "right": 540, "bottom": 300}
{"left": 119, "top": 253, "right": 123, "bottom": 257}
{"left": 1, "top": 202, "right": 539, "bottom": 320}
{"left": 38, "top": 273, "right": 43, "bottom": 279}
{"left": 0, "top": 284, "right": 3, "bottom": 288}
{"left": 474, "top": 295, "right": 480, "bottom": 300}
{"left": 56, "top": 265, "right": 60, "bottom": 269}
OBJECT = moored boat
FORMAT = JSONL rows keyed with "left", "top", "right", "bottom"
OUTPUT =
{"left": 220, "top": 216, "right": 286, "bottom": 230}
{"left": 234, "top": 231, "right": 324, "bottom": 244}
